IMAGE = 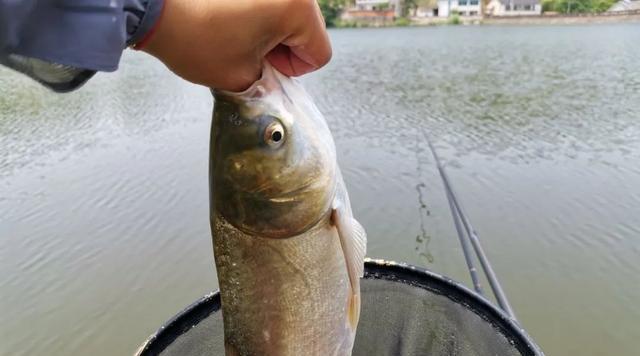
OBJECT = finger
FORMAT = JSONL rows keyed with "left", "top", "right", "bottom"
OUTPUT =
{"left": 269, "top": 0, "right": 331, "bottom": 76}
{"left": 266, "top": 44, "right": 316, "bottom": 77}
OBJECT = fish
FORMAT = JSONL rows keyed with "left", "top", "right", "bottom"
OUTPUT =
{"left": 209, "top": 63, "right": 367, "bottom": 356}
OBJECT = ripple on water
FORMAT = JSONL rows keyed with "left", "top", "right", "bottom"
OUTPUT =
{"left": 3, "top": 25, "right": 640, "bottom": 356}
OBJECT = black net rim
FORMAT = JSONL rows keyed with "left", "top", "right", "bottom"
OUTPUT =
{"left": 136, "top": 258, "right": 543, "bottom": 356}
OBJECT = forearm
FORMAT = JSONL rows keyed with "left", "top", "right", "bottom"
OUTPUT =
{"left": 1, "top": 0, "right": 332, "bottom": 93}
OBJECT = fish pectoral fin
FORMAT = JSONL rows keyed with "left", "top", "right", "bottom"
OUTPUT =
{"left": 332, "top": 203, "right": 367, "bottom": 328}
{"left": 331, "top": 205, "right": 367, "bottom": 289}
{"left": 347, "top": 291, "right": 361, "bottom": 330}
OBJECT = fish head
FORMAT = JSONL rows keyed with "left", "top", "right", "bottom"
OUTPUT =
{"left": 210, "top": 64, "right": 337, "bottom": 239}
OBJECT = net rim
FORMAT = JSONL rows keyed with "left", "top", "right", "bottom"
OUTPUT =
{"left": 136, "top": 258, "right": 544, "bottom": 356}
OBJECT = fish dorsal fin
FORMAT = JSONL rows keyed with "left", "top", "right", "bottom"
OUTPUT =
{"left": 332, "top": 201, "right": 367, "bottom": 329}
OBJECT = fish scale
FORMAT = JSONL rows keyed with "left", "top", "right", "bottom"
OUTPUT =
{"left": 212, "top": 214, "right": 351, "bottom": 356}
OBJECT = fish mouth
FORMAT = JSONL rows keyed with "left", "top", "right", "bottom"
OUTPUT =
{"left": 211, "top": 64, "right": 279, "bottom": 100}
{"left": 234, "top": 169, "right": 335, "bottom": 204}
{"left": 267, "top": 180, "right": 325, "bottom": 202}
{"left": 219, "top": 178, "right": 337, "bottom": 239}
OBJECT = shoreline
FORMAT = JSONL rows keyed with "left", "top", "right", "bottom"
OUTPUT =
{"left": 334, "top": 11, "right": 640, "bottom": 28}
{"left": 483, "top": 11, "right": 640, "bottom": 25}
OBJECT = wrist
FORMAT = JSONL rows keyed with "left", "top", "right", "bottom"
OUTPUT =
{"left": 134, "top": 0, "right": 182, "bottom": 60}
{"left": 129, "top": 0, "right": 167, "bottom": 50}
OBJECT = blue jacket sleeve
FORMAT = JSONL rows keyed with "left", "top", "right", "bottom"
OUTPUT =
{"left": 0, "top": 0, "right": 164, "bottom": 92}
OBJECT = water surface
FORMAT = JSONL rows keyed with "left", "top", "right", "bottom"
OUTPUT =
{"left": 2, "top": 24, "right": 640, "bottom": 356}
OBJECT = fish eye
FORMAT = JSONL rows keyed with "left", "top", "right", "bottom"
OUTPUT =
{"left": 264, "top": 122, "right": 285, "bottom": 148}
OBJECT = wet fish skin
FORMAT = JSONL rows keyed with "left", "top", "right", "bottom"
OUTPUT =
{"left": 209, "top": 64, "right": 366, "bottom": 356}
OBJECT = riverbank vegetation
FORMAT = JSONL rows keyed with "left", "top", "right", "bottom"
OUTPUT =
{"left": 542, "top": 0, "right": 617, "bottom": 13}
{"left": 318, "top": 0, "right": 432, "bottom": 27}
{"left": 319, "top": 0, "right": 627, "bottom": 28}
{"left": 403, "top": 0, "right": 438, "bottom": 16}
{"left": 318, "top": 0, "right": 349, "bottom": 27}
{"left": 449, "top": 13, "right": 462, "bottom": 25}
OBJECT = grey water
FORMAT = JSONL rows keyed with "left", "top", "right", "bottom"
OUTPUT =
{"left": 2, "top": 24, "right": 640, "bottom": 356}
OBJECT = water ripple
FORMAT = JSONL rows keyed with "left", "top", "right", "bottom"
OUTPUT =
{"left": 3, "top": 25, "right": 640, "bottom": 356}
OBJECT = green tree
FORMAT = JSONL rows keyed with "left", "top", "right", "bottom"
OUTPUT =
{"left": 318, "top": 0, "right": 350, "bottom": 27}
{"left": 593, "top": 0, "right": 617, "bottom": 11}
{"left": 401, "top": 0, "right": 437, "bottom": 17}
{"left": 542, "top": 0, "right": 556, "bottom": 12}
{"left": 542, "top": 0, "right": 617, "bottom": 13}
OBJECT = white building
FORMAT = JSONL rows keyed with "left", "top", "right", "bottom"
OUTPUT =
{"left": 608, "top": 0, "right": 640, "bottom": 11}
{"left": 437, "top": 0, "right": 482, "bottom": 17}
{"left": 356, "top": 0, "right": 391, "bottom": 7}
{"left": 485, "top": 0, "right": 542, "bottom": 16}
{"left": 415, "top": 6, "right": 438, "bottom": 17}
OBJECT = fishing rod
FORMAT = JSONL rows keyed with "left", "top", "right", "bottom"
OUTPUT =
{"left": 426, "top": 137, "right": 517, "bottom": 320}
{"left": 445, "top": 179, "right": 484, "bottom": 296}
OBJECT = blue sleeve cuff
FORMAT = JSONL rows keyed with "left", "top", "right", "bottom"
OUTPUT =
{"left": 10, "top": 1, "right": 125, "bottom": 72}
{"left": 0, "top": 0, "right": 164, "bottom": 92}
{"left": 126, "top": 0, "right": 165, "bottom": 47}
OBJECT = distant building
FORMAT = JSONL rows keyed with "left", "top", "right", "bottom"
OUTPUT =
{"left": 355, "top": 0, "right": 389, "bottom": 9}
{"left": 355, "top": 0, "right": 403, "bottom": 16}
{"left": 342, "top": 0, "right": 398, "bottom": 25}
{"left": 437, "top": 0, "right": 482, "bottom": 17}
{"left": 412, "top": 0, "right": 439, "bottom": 17}
{"left": 485, "top": 0, "right": 542, "bottom": 16}
{"left": 608, "top": 0, "right": 640, "bottom": 11}
{"left": 415, "top": 5, "right": 439, "bottom": 17}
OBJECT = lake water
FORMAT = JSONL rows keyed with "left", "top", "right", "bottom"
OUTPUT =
{"left": 2, "top": 24, "right": 640, "bottom": 356}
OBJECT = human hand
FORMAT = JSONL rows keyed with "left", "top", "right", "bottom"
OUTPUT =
{"left": 140, "top": 0, "right": 332, "bottom": 91}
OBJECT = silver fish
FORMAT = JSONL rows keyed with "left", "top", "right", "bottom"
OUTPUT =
{"left": 209, "top": 64, "right": 367, "bottom": 356}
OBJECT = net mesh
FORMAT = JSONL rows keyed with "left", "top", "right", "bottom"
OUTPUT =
{"left": 353, "top": 279, "right": 522, "bottom": 356}
{"left": 151, "top": 271, "right": 535, "bottom": 356}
